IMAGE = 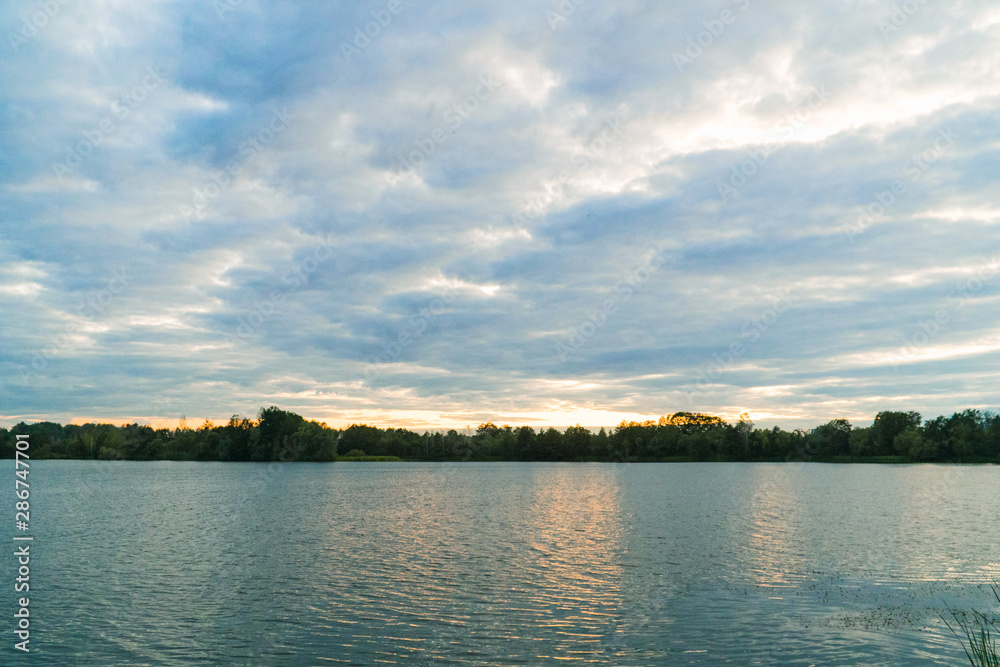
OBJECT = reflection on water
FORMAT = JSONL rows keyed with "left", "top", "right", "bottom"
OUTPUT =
{"left": 291, "top": 463, "right": 629, "bottom": 664}
{"left": 745, "top": 464, "right": 803, "bottom": 590}
{"left": 4, "top": 461, "right": 999, "bottom": 665}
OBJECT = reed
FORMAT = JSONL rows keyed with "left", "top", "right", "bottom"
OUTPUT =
{"left": 943, "top": 583, "right": 1000, "bottom": 667}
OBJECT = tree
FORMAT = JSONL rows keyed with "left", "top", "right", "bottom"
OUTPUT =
{"left": 985, "top": 413, "right": 1000, "bottom": 459}
{"left": 871, "top": 411, "right": 921, "bottom": 455}
{"left": 849, "top": 427, "right": 874, "bottom": 456}
{"left": 535, "top": 427, "right": 563, "bottom": 460}
{"left": 253, "top": 406, "right": 306, "bottom": 461}
{"left": 649, "top": 425, "right": 680, "bottom": 458}
{"left": 563, "top": 425, "right": 592, "bottom": 460}
{"left": 445, "top": 429, "right": 466, "bottom": 459}
{"left": 945, "top": 409, "right": 986, "bottom": 459}
{"left": 681, "top": 432, "right": 713, "bottom": 460}
{"left": 339, "top": 424, "right": 382, "bottom": 458}
{"left": 380, "top": 428, "right": 422, "bottom": 459}
{"left": 759, "top": 426, "right": 794, "bottom": 459}
{"left": 474, "top": 422, "right": 516, "bottom": 459}
{"left": 894, "top": 427, "right": 937, "bottom": 460}
{"left": 734, "top": 413, "right": 754, "bottom": 457}
{"left": 0, "top": 428, "right": 11, "bottom": 459}
{"left": 612, "top": 420, "right": 655, "bottom": 459}
{"left": 476, "top": 422, "right": 500, "bottom": 438}
{"left": 811, "top": 419, "right": 851, "bottom": 457}
{"left": 121, "top": 423, "right": 157, "bottom": 460}
{"left": 663, "top": 412, "right": 727, "bottom": 434}
{"left": 590, "top": 427, "right": 610, "bottom": 458}
{"left": 289, "top": 421, "right": 338, "bottom": 461}
{"left": 515, "top": 426, "right": 536, "bottom": 459}
{"left": 222, "top": 415, "right": 254, "bottom": 461}
{"left": 96, "top": 424, "right": 125, "bottom": 460}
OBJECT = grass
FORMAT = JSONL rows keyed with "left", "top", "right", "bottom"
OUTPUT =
{"left": 943, "top": 583, "right": 1000, "bottom": 666}
{"left": 337, "top": 455, "right": 403, "bottom": 462}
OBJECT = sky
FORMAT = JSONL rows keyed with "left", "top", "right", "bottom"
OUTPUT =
{"left": 2, "top": 0, "right": 999, "bottom": 431}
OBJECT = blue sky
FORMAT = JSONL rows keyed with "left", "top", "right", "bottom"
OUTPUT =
{"left": 2, "top": 0, "right": 999, "bottom": 430}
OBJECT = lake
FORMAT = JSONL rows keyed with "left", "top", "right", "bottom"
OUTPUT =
{"left": 4, "top": 461, "right": 998, "bottom": 665}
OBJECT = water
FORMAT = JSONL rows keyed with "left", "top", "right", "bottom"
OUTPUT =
{"left": 4, "top": 461, "right": 998, "bottom": 665}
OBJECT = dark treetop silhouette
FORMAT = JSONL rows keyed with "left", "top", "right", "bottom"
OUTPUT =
{"left": 3, "top": 407, "right": 999, "bottom": 463}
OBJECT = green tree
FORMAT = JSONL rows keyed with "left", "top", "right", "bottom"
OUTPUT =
{"left": 563, "top": 424, "right": 591, "bottom": 460}
{"left": 734, "top": 413, "right": 754, "bottom": 457}
{"left": 894, "top": 427, "right": 937, "bottom": 460}
{"left": 849, "top": 427, "right": 874, "bottom": 456}
{"left": 340, "top": 424, "right": 383, "bottom": 458}
{"left": 681, "top": 432, "right": 713, "bottom": 460}
{"left": 871, "top": 411, "right": 921, "bottom": 455}
{"left": 650, "top": 425, "right": 681, "bottom": 458}
{"left": 289, "top": 421, "right": 338, "bottom": 461}
{"left": 0, "top": 428, "right": 11, "bottom": 459}
{"left": 590, "top": 427, "right": 611, "bottom": 458}
{"left": 612, "top": 420, "right": 655, "bottom": 459}
{"left": 535, "top": 427, "right": 563, "bottom": 460}
{"left": 515, "top": 426, "right": 536, "bottom": 459}
{"left": 221, "top": 415, "right": 254, "bottom": 461}
{"left": 121, "top": 423, "right": 158, "bottom": 460}
{"left": 944, "top": 409, "right": 987, "bottom": 459}
{"left": 95, "top": 424, "right": 125, "bottom": 460}
{"left": 985, "top": 413, "right": 1000, "bottom": 459}
{"left": 254, "top": 406, "right": 306, "bottom": 461}
{"left": 811, "top": 419, "right": 852, "bottom": 457}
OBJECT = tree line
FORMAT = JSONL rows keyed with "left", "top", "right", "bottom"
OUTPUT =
{"left": 1, "top": 406, "right": 998, "bottom": 463}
